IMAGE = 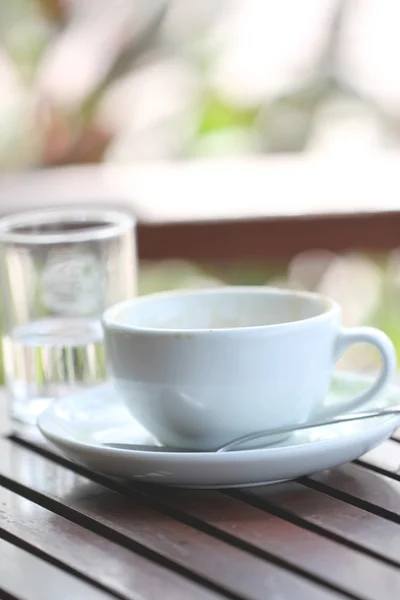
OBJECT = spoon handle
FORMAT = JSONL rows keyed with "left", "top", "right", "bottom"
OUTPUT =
{"left": 218, "top": 406, "right": 400, "bottom": 452}
{"left": 102, "top": 406, "right": 400, "bottom": 453}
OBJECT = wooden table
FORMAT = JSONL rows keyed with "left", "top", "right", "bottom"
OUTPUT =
{"left": 2, "top": 155, "right": 400, "bottom": 261}
{"left": 1, "top": 396, "right": 400, "bottom": 600}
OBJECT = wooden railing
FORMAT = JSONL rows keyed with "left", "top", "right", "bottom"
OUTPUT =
{"left": 1, "top": 155, "right": 400, "bottom": 261}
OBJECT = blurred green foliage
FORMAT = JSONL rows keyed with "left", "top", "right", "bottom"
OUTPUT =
{"left": 197, "top": 95, "right": 259, "bottom": 135}
{"left": 1, "top": 0, "right": 399, "bottom": 167}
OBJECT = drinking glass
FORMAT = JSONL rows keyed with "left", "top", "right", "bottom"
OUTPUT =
{"left": 0, "top": 208, "right": 136, "bottom": 423}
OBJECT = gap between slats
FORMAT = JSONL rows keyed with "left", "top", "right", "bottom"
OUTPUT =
{"left": 0, "top": 482, "right": 224, "bottom": 600}
{"left": 4, "top": 430, "right": 400, "bottom": 600}
{"left": 0, "top": 436, "right": 345, "bottom": 600}
{"left": 300, "top": 438, "right": 400, "bottom": 522}
{"left": 4, "top": 434, "right": 400, "bottom": 600}
{"left": 0, "top": 536, "right": 116, "bottom": 600}
{"left": 226, "top": 486, "right": 400, "bottom": 569}
{"left": 0, "top": 592, "right": 16, "bottom": 600}
{"left": 0, "top": 527, "right": 122, "bottom": 600}
{"left": 0, "top": 481, "right": 243, "bottom": 600}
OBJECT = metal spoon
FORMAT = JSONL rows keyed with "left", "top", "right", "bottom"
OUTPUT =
{"left": 101, "top": 406, "right": 400, "bottom": 453}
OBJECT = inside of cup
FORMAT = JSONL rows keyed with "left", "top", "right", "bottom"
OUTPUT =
{"left": 112, "top": 289, "right": 330, "bottom": 330}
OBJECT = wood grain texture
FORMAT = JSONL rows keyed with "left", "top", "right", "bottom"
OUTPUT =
{"left": 0, "top": 485, "right": 219, "bottom": 600}
{"left": 0, "top": 437, "right": 342, "bottom": 600}
{"left": 8, "top": 432, "right": 400, "bottom": 600}
{"left": 3, "top": 399, "right": 400, "bottom": 600}
{"left": 237, "top": 481, "right": 400, "bottom": 566}
{"left": 358, "top": 439, "right": 400, "bottom": 477}
{"left": 139, "top": 486, "right": 400, "bottom": 600}
{"left": 306, "top": 463, "right": 400, "bottom": 520}
{"left": 0, "top": 537, "right": 114, "bottom": 600}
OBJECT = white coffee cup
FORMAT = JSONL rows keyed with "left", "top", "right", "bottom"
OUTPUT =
{"left": 102, "top": 287, "right": 396, "bottom": 450}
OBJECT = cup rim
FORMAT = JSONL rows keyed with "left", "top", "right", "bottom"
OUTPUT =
{"left": 102, "top": 286, "right": 341, "bottom": 335}
{"left": 0, "top": 208, "right": 135, "bottom": 245}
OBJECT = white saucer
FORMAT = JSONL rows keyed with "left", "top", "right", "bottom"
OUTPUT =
{"left": 38, "top": 372, "right": 400, "bottom": 488}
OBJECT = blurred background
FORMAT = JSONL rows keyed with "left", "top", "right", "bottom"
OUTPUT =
{"left": 1, "top": 0, "right": 400, "bottom": 372}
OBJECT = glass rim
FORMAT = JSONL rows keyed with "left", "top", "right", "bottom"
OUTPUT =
{"left": 0, "top": 208, "right": 136, "bottom": 245}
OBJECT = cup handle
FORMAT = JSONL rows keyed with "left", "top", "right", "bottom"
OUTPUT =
{"left": 316, "top": 327, "right": 397, "bottom": 421}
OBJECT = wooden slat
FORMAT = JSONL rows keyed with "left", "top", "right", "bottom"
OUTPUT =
{"left": 137, "top": 486, "right": 400, "bottom": 600}
{"left": 235, "top": 482, "right": 400, "bottom": 566}
{"left": 0, "top": 537, "right": 114, "bottom": 600}
{"left": 358, "top": 439, "right": 400, "bottom": 476}
{"left": 8, "top": 433, "right": 400, "bottom": 600}
{"left": 306, "top": 463, "right": 400, "bottom": 520}
{"left": 138, "top": 212, "right": 400, "bottom": 261}
{"left": 7, "top": 409, "right": 400, "bottom": 600}
{"left": 0, "top": 438, "right": 339, "bottom": 600}
{"left": 0, "top": 484, "right": 219, "bottom": 600}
